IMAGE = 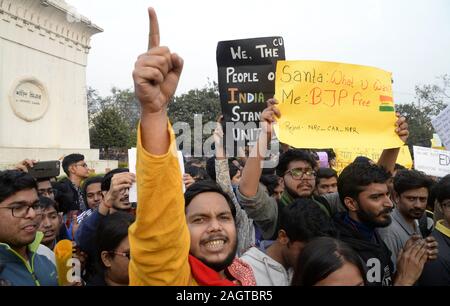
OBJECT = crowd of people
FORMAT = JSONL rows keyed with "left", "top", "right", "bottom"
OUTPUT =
{"left": 0, "top": 8, "right": 449, "bottom": 286}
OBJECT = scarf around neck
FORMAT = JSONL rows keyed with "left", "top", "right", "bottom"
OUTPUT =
{"left": 188, "top": 255, "right": 256, "bottom": 286}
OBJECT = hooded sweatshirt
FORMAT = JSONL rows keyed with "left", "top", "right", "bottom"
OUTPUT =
{"left": 240, "top": 246, "right": 292, "bottom": 286}
{"left": 333, "top": 212, "right": 394, "bottom": 286}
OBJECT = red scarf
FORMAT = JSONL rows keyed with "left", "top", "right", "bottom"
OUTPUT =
{"left": 188, "top": 255, "right": 256, "bottom": 286}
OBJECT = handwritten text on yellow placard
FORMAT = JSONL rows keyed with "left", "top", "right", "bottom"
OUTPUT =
{"left": 333, "top": 146, "right": 413, "bottom": 174}
{"left": 274, "top": 60, "right": 404, "bottom": 149}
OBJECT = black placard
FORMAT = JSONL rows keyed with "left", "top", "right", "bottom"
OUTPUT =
{"left": 216, "top": 37, "right": 285, "bottom": 155}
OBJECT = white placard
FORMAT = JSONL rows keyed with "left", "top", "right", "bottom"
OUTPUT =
{"left": 431, "top": 104, "right": 450, "bottom": 149}
{"left": 128, "top": 148, "right": 137, "bottom": 203}
{"left": 177, "top": 151, "right": 186, "bottom": 193}
{"left": 413, "top": 146, "right": 450, "bottom": 177}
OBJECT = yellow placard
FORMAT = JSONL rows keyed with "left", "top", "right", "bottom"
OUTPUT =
{"left": 274, "top": 60, "right": 404, "bottom": 149}
{"left": 333, "top": 146, "right": 413, "bottom": 174}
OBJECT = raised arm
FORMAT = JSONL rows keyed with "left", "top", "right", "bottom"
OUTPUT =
{"left": 135, "top": 8, "right": 183, "bottom": 155}
{"left": 213, "top": 116, "right": 233, "bottom": 194}
{"left": 213, "top": 117, "right": 255, "bottom": 254}
{"left": 236, "top": 99, "right": 281, "bottom": 240}
{"left": 128, "top": 8, "right": 193, "bottom": 285}
{"left": 239, "top": 99, "right": 280, "bottom": 197}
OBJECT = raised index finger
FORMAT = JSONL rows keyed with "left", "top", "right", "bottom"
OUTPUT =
{"left": 148, "top": 7, "right": 160, "bottom": 50}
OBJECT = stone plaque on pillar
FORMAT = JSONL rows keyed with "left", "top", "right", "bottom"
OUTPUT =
{"left": 9, "top": 77, "right": 49, "bottom": 122}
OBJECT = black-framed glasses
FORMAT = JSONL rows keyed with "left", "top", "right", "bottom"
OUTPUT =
{"left": 110, "top": 251, "right": 130, "bottom": 260}
{"left": 284, "top": 168, "right": 316, "bottom": 180}
{"left": 75, "top": 163, "right": 88, "bottom": 168}
{"left": 0, "top": 202, "right": 43, "bottom": 218}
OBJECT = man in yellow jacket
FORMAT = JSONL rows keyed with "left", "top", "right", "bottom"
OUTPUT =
{"left": 128, "top": 8, "right": 255, "bottom": 286}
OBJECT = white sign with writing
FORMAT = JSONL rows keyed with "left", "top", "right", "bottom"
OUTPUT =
{"left": 9, "top": 78, "right": 49, "bottom": 122}
{"left": 128, "top": 148, "right": 137, "bottom": 203}
{"left": 413, "top": 146, "right": 450, "bottom": 178}
{"left": 431, "top": 104, "right": 450, "bottom": 149}
{"left": 177, "top": 151, "right": 186, "bottom": 193}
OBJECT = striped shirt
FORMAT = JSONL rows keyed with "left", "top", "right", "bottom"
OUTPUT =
{"left": 77, "top": 209, "right": 94, "bottom": 224}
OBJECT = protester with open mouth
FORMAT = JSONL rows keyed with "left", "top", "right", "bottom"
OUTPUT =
{"left": 128, "top": 8, "right": 255, "bottom": 286}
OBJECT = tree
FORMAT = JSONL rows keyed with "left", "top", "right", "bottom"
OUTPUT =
{"left": 108, "top": 87, "right": 140, "bottom": 131}
{"left": 87, "top": 86, "right": 102, "bottom": 125}
{"left": 86, "top": 82, "right": 222, "bottom": 155}
{"left": 168, "top": 81, "right": 221, "bottom": 125}
{"left": 168, "top": 82, "right": 221, "bottom": 155}
{"left": 86, "top": 87, "right": 139, "bottom": 147}
{"left": 414, "top": 74, "right": 449, "bottom": 112}
{"left": 396, "top": 74, "right": 449, "bottom": 147}
{"left": 89, "top": 107, "right": 131, "bottom": 157}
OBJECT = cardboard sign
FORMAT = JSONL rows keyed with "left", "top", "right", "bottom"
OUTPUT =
{"left": 217, "top": 37, "right": 285, "bottom": 154}
{"left": 274, "top": 60, "right": 404, "bottom": 149}
{"left": 431, "top": 104, "right": 450, "bottom": 150}
{"left": 334, "top": 146, "right": 413, "bottom": 174}
{"left": 413, "top": 146, "right": 450, "bottom": 178}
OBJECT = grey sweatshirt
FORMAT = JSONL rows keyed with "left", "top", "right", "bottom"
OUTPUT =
{"left": 240, "top": 246, "right": 293, "bottom": 286}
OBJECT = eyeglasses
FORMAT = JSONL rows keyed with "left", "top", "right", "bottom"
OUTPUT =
{"left": 110, "top": 251, "right": 130, "bottom": 260}
{"left": 0, "top": 202, "right": 43, "bottom": 218}
{"left": 284, "top": 168, "right": 316, "bottom": 180}
{"left": 75, "top": 163, "right": 88, "bottom": 168}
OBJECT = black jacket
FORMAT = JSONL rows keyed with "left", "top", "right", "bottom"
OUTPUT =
{"left": 333, "top": 213, "right": 395, "bottom": 286}
{"left": 418, "top": 224, "right": 450, "bottom": 286}
{"left": 54, "top": 178, "right": 83, "bottom": 213}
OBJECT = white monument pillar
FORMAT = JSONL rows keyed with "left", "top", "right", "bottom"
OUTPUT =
{"left": 0, "top": 0, "right": 117, "bottom": 172}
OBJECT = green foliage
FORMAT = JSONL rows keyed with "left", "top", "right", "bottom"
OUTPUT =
{"left": 168, "top": 81, "right": 221, "bottom": 125}
{"left": 87, "top": 83, "right": 220, "bottom": 155}
{"left": 108, "top": 87, "right": 141, "bottom": 131}
{"left": 396, "top": 103, "right": 433, "bottom": 146}
{"left": 168, "top": 82, "right": 221, "bottom": 154}
{"left": 88, "top": 87, "right": 138, "bottom": 150}
{"left": 87, "top": 86, "right": 102, "bottom": 124}
{"left": 396, "top": 75, "right": 449, "bottom": 146}
{"left": 89, "top": 107, "right": 130, "bottom": 151}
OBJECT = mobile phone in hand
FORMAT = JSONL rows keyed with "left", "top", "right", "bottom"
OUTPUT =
{"left": 27, "top": 160, "right": 61, "bottom": 179}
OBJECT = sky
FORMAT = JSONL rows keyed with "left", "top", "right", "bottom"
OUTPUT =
{"left": 66, "top": 0, "right": 450, "bottom": 105}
